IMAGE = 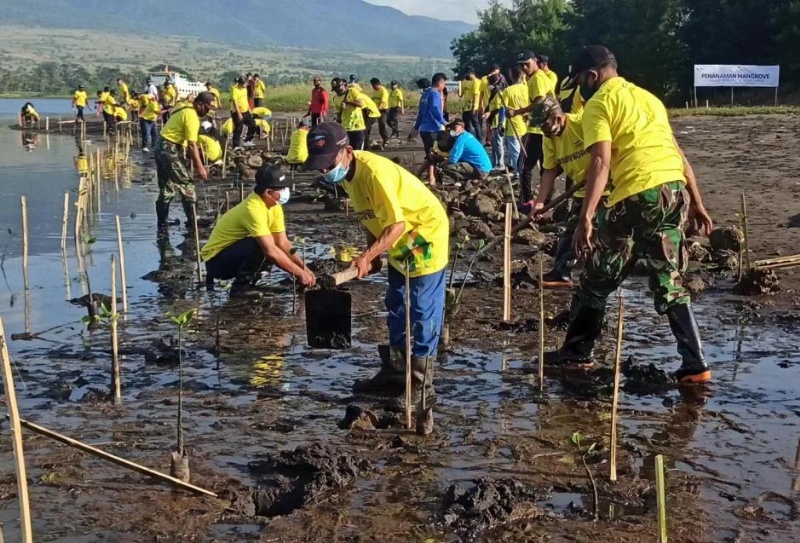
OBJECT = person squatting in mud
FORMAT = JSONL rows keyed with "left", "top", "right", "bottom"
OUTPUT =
{"left": 538, "top": 46, "right": 715, "bottom": 384}
{"left": 429, "top": 118, "right": 492, "bottom": 186}
{"left": 154, "top": 91, "right": 216, "bottom": 232}
{"left": 304, "top": 122, "right": 449, "bottom": 431}
{"left": 200, "top": 165, "right": 316, "bottom": 298}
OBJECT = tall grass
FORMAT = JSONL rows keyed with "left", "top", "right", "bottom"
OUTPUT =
{"left": 669, "top": 105, "right": 799, "bottom": 117}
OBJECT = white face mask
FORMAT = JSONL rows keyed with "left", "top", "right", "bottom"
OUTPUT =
{"left": 276, "top": 187, "right": 290, "bottom": 205}
{"left": 449, "top": 130, "right": 458, "bottom": 138}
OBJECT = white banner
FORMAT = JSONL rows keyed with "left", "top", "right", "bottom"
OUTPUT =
{"left": 694, "top": 65, "right": 780, "bottom": 88}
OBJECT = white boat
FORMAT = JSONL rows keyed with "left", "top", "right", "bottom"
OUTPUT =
{"left": 149, "top": 65, "right": 206, "bottom": 99}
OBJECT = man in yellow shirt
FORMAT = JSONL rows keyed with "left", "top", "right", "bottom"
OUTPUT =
{"left": 548, "top": 45, "right": 714, "bottom": 385}
{"left": 230, "top": 75, "right": 257, "bottom": 150}
{"left": 253, "top": 74, "right": 267, "bottom": 107}
{"left": 332, "top": 78, "right": 366, "bottom": 150}
{"left": 500, "top": 66, "right": 529, "bottom": 175}
{"left": 558, "top": 72, "right": 584, "bottom": 114}
{"left": 72, "top": 84, "right": 88, "bottom": 123}
{"left": 535, "top": 55, "right": 559, "bottom": 89}
{"left": 368, "top": 78, "right": 390, "bottom": 147}
{"left": 116, "top": 78, "right": 130, "bottom": 105}
{"left": 387, "top": 80, "right": 404, "bottom": 138}
{"left": 154, "top": 91, "right": 215, "bottom": 231}
{"left": 507, "top": 50, "right": 557, "bottom": 210}
{"left": 305, "top": 122, "right": 448, "bottom": 430}
{"left": 459, "top": 67, "right": 482, "bottom": 140}
{"left": 205, "top": 81, "right": 221, "bottom": 108}
{"left": 138, "top": 93, "right": 161, "bottom": 151}
{"left": 480, "top": 64, "right": 506, "bottom": 146}
{"left": 202, "top": 165, "right": 315, "bottom": 297}
{"left": 102, "top": 89, "right": 118, "bottom": 134}
{"left": 286, "top": 118, "right": 310, "bottom": 167}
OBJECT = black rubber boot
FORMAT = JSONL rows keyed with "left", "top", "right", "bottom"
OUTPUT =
{"left": 352, "top": 345, "right": 406, "bottom": 396}
{"left": 380, "top": 355, "right": 436, "bottom": 419}
{"left": 541, "top": 235, "right": 574, "bottom": 288}
{"left": 667, "top": 304, "right": 711, "bottom": 384}
{"left": 156, "top": 200, "right": 171, "bottom": 230}
{"left": 182, "top": 199, "right": 196, "bottom": 232}
{"left": 532, "top": 302, "right": 604, "bottom": 371}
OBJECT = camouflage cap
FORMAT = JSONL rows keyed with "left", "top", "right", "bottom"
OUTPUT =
{"left": 529, "top": 95, "right": 562, "bottom": 127}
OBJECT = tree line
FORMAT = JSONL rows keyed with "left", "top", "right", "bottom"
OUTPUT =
{"left": 451, "top": 0, "right": 800, "bottom": 104}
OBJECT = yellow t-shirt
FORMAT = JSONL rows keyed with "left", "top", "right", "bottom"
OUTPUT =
{"left": 389, "top": 88, "right": 404, "bottom": 108}
{"left": 160, "top": 104, "right": 200, "bottom": 145}
{"left": 542, "top": 112, "right": 605, "bottom": 199}
{"left": 128, "top": 98, "right": 140, "bottom": 110}
{"left": 255, "top": 118, "right": 271, "bottom": 133}
{"left": 341, "top": 88, "right": 366, "bottom": 131}
{"left": 343, "top": 151, "right": 449, "bottom": 277}
{"left": 103, "top": 94, "right": 117, "bottom": 115}
{"left": 559, "top": 76, "right": 584, "bottom": 115}
{"left": 118, "top": 82, "right": 130, "bottom": 102}
{"left": 545, "top": 70, "right": 558, "bottom": 90}
{"left": 360, "top": 93, "right": 381, "bottom": 119}
{"left": 582, "top": 77, "right": 684, "bottom": 206}
{"left": 372, "top": 86, "right": 390, "bottom": 110}
{"left": 99, "top": 91, "right": 109, "bottom": 107}
{"left": 487, "top": 87, "right": 504, "bottom": 128}
{"left": 502, "top": 83, "right": 529, "bottom": 138}
{"left": 141, "top": 99, "right": 160, "bottom": 121}
{"left": 73, "top": 90, "right": 88, "bottom": 107}
{"left": 207, "top": 87, "right": 221, "bottom": 108}
{"left": 201, "top": 193, "right": 286, "bottom": 261}
{"left": 287, "top": 128, "right": 309, "bottom": 164}
{"left": 461, "top": 79, "right": 481, "bottom": 111}
{"left": 331, "top": 93, "right": 345, "bottom": 118}
{"left": 198, "top": 135, "right": 222, "bottom": 162}
{"left": 162, "top": 85, "right": 177, "bottom": 106}
{"left": 254, "top": 80, "right": 266, "bottom": 99}
{"left": 252, "top": 106, "right": 272, "bottom": 117}
{"left": 526, "top": 70, "right": 556, "bottom": 134}
{"left": 231, "top": 85, "right": 249, "bottom": 112}
{"left": 480, "top": 75, "right": 491, "bottom": 108}
{"left": 220, "top": 118, "right": 234, "bottom": 136}
{"left": 114, "top": 106, "right": 128, "bottom": 121}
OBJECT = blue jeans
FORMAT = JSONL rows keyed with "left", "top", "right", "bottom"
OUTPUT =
{"left": 491, "top": 129, "right": 505, "bottom": 168}
{"left": 140, "top": 119, "right": 158, "bottom": 148}
{"left": 506, "top": 136, "right": 522, "bottom": 172}
{"left": 385, "top": 266, "right": 446, "bottom": 358}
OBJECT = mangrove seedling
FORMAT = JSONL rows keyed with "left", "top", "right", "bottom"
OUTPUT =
{"left": 447, "top": 234, "right": 470, "bottom": 290}
{"left": 166, "top": 308, "right": 196, "bottom": 482}
{"left": 570, "top": 431, "right": 599, "bottom": 521}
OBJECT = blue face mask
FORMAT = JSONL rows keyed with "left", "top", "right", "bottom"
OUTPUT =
{"left": 321, "top": 161, "right": 348, "bottom": 185}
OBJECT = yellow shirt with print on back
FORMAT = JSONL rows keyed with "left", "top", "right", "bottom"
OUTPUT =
{"left": 582, "top": 76, "right": 684, "bottom": 207}
{"left": 197, "top": 135, "right": 222, "bottom": 162}
{"left": 231, "top": 85, "right": 249, "bottom": 112}
{"left": 502, "top": 83, "right": 529, "bottom": 139}
{"left": 162, "top": 85, "right": 177, "bottom": 106}
{"left": 341, "top": 88, "right": 366, "bottom": 131}
{"left": 103, "top": 94, "right": 117, "bottom": 115}
{"left": 200, "top": 193, "right": 285, "bottom": 262}
{"left": 140, "top": 99, "right": 160, "bottom": 121}
{"left": 160, "top": 104, "right": 200, "bottom": 145}
{"left": 461, "top": 79, "right": 481, "bottom": 112}
{"left": 287, "top": 128, "right": 309, "bottom": 164}
{"left": 526, "top": 69, "right": 556, "bottom": 134}
{"left": 389, "top": 88, "right": 403, "bottom": 108}
{"left": 73, "top": 90, "right": 88, "bottom": 107}
{"left": 372, "top": 86, "right": 389, "bottom": 110}
{"left": 343, "top": 151, "right": 449, "bottom": 277}
{"left": 359, "top": 92, "right": 381, "bottom": 119}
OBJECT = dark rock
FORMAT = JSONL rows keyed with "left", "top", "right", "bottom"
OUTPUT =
{"left": 513, "top": 227, "right": 546, "bottom": 246}
{"left": 468, "top": 222, "right": 495, "bottom": 240}
{"left": 468, "top": 194, "right": 497, "bottom": 217}
{"left": 714, "top": 250, "right": 739, "bottom": 271}
{"left": 338, "top": 404, "right": 379, "bottom": 431}
{"left": 733, "top": 269, "right": 780, "bottom": 296}
{"left": 687, "top": 242, "right": 712, "bottom": 263}
{"left": 709, "top": 225, "right": 744, "bottom": 253}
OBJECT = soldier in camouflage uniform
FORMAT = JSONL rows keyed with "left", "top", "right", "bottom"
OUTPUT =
{"left": 545, "top": 46, "right": 714, "bottom": 384}
{"left": 154, "top": 91, "right": 216, "bottom": 231}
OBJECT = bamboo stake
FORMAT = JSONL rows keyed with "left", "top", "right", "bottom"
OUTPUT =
{"left": 225, "top": 191, "right": 230, "bottom": 213}
{"left": 111, "top": 255, "right": 121, "bottom": 405}
{"left": 740, "top": 192, "right": 751, "bottom": 269}
{"left": 61, "top": 191, "right": 70, "bottom": 253}
{"left": 115, "top": 216, "right": 128, "bottom": 313}
{"left": 792, "top": 436, "right": 800, "bottom": 492}
{"left": 17, "top": 417, "right": 217, "bottom": 497}
{"left": 656, "top": 454, "right": 668, "bottom": 543}
{"left": 538, "top": 257, "right": 545, "bottom": 390}
{"left": 20, "top": 196, "right": 29, "bottom": 292}
{"left": 503, "top": 203, "right": 512, "bottom": 322}
{"left": 404, "top": 260, "right": 413, "bottom": 430}
{"left": 0, "top": 319, "right": 34, "bottom": 543}
{"left": 45, "top": 116, "right": 49, "bottom": 132}
{"left": 753, "top": 254, "right": 800, "bottom": 267}
{"left": 610, "top": 294, "right": 624, "bottom": 482}
{"left": 192, "top": 204, "right": 202, "bottom": 283}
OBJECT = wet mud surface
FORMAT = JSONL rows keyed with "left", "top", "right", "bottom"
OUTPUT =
{"left": 0, "top": 114, "right": 799, "bottom": 542}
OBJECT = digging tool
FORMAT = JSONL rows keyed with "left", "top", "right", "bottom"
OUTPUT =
{"left": 305, "top": 267, "right": 360, "bottom": 349}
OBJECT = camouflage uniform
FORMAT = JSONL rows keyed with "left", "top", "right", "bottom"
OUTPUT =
{"left": 577, "top": 181, "right": 689, "bottom": 314}
{"left": 154, "top": 139, "right": 197, "bottom": 228}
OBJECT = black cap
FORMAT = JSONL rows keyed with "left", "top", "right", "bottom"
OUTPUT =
{"left": 349, "top": 74, "right": 358, "bottom": 83}
{"left": 564, "top": 45, "right": 616, "bottom": 88}
{"left": 516, "top": 50, "right": 537, "bottom": 64}
{"left": 535, "top": 54, "right": 549, "bottom": 64}
{"left": 194, "top": 91, "right": 217, "bottom": 106}
{"left": 465, "top": 66, "right": 475, "bottom": 75}
{"left": 236, "top": 75, "right": 246, "bottom": 84}
{"left": 416, "top": 78, "right": 431, "bottom": 89}
{"left": 78, "top": 84, "right": 85, "bottom": 89}
{"left": 390, "top": 80, "right": 398, "bottom": 86}
{"left": 491, "top": 63, "right": 501, "bottom": 71}
{"left": 304, "top": 122, "right": 349, "bottom": 171}
{"left": 255, "top": 165, "right": 291, "bottom": 192}
{"left": 145, "top": 77, "right": 152, "bottom": 83}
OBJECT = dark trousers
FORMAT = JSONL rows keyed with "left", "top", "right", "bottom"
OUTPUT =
{"left": 365, "top": 113, "right": 388, "bottom": 144}
{"left": 520, "top": 133, "right": 544, "bottom": 203}
{"left": 387, "top": 107, "right": 400, "bottom": 137}
{"left": 254, "top": 98, "right": 263, "bottom": 108}
{"left": 102, "top": 111, "right": 116, "bottom": 133}
{"left": 232, "top": 111, "right": 257, "bottom": 148}
{"left": 347, "top": 130, "right": 365, "bottom": 151}
{"left": 420, "top": 131, "right": 437, "bottom": 158}
{"left": 463, "top": 110, "right": 482, "bottom": 141}
{"left": 205, "top": 237, "right": 270, "bottom": 283}
{"left": 76, "top": 106, "right": 85, "bottom": 122}
{"left": 311, "top": 113, "right": 324, "bottom": 125}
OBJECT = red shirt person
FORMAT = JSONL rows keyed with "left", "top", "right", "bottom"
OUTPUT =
{"left": 304, "top": 76, "right": 329, "bottom": 125}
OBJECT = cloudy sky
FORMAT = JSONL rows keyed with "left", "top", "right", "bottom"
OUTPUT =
{"left": 366, "top": 0, "right": 501, "bottom": 24}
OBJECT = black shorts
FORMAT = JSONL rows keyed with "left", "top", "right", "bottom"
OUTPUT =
{"left": 420, "top": 131, "right": 437, "bottom": 157}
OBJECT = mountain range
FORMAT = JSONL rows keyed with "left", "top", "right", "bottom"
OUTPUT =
{"left": 0, "top": 0, "right": 472, "bottom": 58}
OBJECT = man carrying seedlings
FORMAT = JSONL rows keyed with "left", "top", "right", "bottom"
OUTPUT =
{"left": 542, "top": 45, "right": 714, "bottom": 384}
{"left": 154, "top": 91, "right": 216, "bottom": 231}
{"left": 434, "top": 118, "right": 492, "bottom": 185}
{"left": 304, "top": 122, "right": 449, "bottom": 416}
{"left": 201, "top": 165, "right": 315, "bottom": 298}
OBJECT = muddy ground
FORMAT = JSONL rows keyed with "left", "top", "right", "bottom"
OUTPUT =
{"left": 1, "top": 113, "right": 799, "bottom": 542}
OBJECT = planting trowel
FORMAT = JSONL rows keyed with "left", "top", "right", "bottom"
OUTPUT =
{"left": 305, "top": 267, "right": 361, "bottom": 349}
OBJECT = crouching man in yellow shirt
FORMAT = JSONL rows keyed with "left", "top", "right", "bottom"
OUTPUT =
{"left": 201, "top": 165, "right": 315, "bottom": 298}
{"left": 543, "top": 46, "right": 714, "bottom": 385}
{"left": 305, "top": 122, "right": 449, "bottom": 433}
